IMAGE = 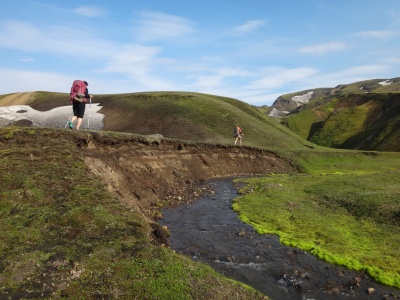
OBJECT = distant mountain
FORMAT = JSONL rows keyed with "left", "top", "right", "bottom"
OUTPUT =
{"left": 268, "top": 77, "right": 400, "bottom": 151}
{"left": 269, "top": 88, "right": 333, "bottom": 117}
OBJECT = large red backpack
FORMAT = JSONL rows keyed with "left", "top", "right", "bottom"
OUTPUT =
{"left": 69, "top": 80, "right": 86, "bottom": 103}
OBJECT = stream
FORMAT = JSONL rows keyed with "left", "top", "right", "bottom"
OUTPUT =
{"left": 159, "top": 177, "right": 399, "bottom": 300}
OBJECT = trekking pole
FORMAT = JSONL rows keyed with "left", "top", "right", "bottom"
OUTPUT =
{"left": 87, "top": 96, "right": 92, "bottom": 129}
{"left": 64, "top": 111, "right": 73, "bottom": 128}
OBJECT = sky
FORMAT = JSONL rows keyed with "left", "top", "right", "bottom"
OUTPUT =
{"left": 1, "top": 1, "right": 400, "bottom": 106}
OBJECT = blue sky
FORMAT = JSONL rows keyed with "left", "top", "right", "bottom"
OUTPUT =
{"left": 1, "top": 1, "right": 400, "bottom": 106}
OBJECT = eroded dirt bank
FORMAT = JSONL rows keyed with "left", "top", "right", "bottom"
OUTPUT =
{"left": 81, "top": 133, "right": 296, "bottom": 219}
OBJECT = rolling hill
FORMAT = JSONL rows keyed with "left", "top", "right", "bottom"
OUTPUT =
{"left": 0, "top": 91, "right": 317, "bottom": 151}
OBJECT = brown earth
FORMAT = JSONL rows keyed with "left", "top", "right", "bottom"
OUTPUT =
{"left": 80, "top": 132, "right": 296, "bottom": 223}
{"left": 0, "top": 92, "right": 35, "bottom": 106}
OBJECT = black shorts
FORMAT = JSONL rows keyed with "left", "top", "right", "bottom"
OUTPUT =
{"left": 72, "top": 101, "right": 86, "bottom": 118}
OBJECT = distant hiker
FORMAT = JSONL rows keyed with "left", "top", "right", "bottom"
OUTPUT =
{"left": 68, "top": 80, "right": 93, "bottom": 130}
{"left": 234, "top": 125, "right": 243, "bottom": 145}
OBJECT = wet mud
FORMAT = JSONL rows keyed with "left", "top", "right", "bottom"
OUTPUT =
{"left": 160, "top": 178, "right": 400, "bottom": 300}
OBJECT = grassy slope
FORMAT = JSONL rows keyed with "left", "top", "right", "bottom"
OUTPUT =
{"left": 92, "top": 91, "right": 317, "bottom": 150}
{"left": 13, "top": 91, "right": 314, "bottom": 151}
{"left": 233, "top": 150, "right": 400, "bottom": 289}
{"left": 0, "top": 127, "right": 267, "bottom": 299}
{"left": 284, "top": 93, "right": 400, "bottom": 151}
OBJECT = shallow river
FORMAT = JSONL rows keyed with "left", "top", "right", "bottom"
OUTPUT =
{"left": 159, "top": 177, "right": 399, "bottom": 300}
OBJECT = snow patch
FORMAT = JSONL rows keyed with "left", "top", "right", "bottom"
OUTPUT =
{"left": 379, "top": 80, "right": 392, "bottom": 86}
{"left": 0, "top": 104, "right": 104, "bottom": 130}
{"left": 268, "top": 107, "right": 289, "bottom": 117}
{"left": 292, "top": 91, "right": 313, "bottom": 104}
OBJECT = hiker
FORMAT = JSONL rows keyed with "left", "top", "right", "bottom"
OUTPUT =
{"left": 68, "top": 81, "right": 92, "bottom": 130}
{"left": 234, "top": 125, "right": 243, "bottom": 145}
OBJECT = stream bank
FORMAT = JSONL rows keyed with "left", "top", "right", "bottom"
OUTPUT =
{"left": 160, "top": 177, "right": 400, "bottom": 300}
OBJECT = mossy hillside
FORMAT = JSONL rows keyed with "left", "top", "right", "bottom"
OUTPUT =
{"left": 339, "top": 78, "right": 400, "bottom": 94}
{"left": 330, "top": 94, "right": 400, "bottom": 151}
{"left": 284, "top": 98, "right": 338, "bottom": 140}
{"left": 0, "top": 127, "right": 267, "bottom": 299}
{"left": 374, "top": 82, "right": 400, "bottom": 93}
{"left": 94, "top": 91, "right": 316, "bottom": 150}
{"left": 308, "top": 103, "right": 371, "bottom": 147}
{"left": 371, "top": 116, "right": 400, "bottom": 151}
{"left": 284, "top": 109, "right": 320, "bottom": 140}
{"left": 341, "top": 103, "right": 400, "bottom": 152}
{"left": 323, "top": 78, "right": 400, "bottom": 95}
{"left": 283, "top": 92, "right": 400, "bottom": 151}
{"left": 232, "top": 151, "right": 400, "bottom": 289}
{"left": 283, "top": 150, "right": 400, "bottom": 175}
{"left": 30, "top": 91, "right": 69, "bottom": 110}
{"left": 338, "top": 80, "right": 375, "bottom": 94}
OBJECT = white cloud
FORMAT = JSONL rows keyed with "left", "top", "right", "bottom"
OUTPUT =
{"left": 0, "top": 21, "right": 42, "bottom": 51}
{"left": 0, "top": 18, "right": 179, "bottom": 92}
{"left": 216, "top": 67, "right": 252, "bottom": 77}
{"left": 249, "top": 67, "right": 320, "bottom": 89}
{"left": 342, "top": 64, "right": 391, "bottom": 75}
{"left": 135, "top": 11, "right": 195, "bottom": 42}
{"left": 244, "top": 92, "right": 284, "bottom": 106}
{"left": 101, "top": 44, "right": 162, "bottom": 75}
{"left": 74, "top": 6, "right": 105, "bottom": 18}
{"left": 0, "top": 68, "right": 72, "bottom": 94}
{"left": 188, "top": 66, "right": 251, "bottom": 90}
{"left": 0, "top": 21, "right": 113, "bottom": 57}
{"left": 354, "top": 30, "right": 397, "bottom": 40}
{"left": 298, "top": 41, "right": 347, "bottom": 55}
{"left": 378, "top": 56, "right": 400, "bottom": 65}
{"left": 193, "top": 75, "right": 224, "bottom": 89}
{"left": 99, "top": 44, "right": 178, "bottom": 90}
{"left": 230, "top": 88, "right": 283, "bottom": 106}
{"left": 19, "top": 57, "right": 35, "bottom": 62}
{"left": 230, "top": 20, "right": 266, "bottom": 36}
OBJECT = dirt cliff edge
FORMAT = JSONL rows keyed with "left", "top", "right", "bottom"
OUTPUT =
{"left": 81, "top": 132, "right": 296, "bottom": 220}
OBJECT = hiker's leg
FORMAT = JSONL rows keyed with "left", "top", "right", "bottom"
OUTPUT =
{"left": 76, "top": 118, "right": 83, "bottom": 130}
{"left": 70, "top": 102, "right": 80, "bottom": 126}
{"left": 74, "top": 102, "right": 86, "bottom": 130}
{"left": 68, "top": 115, "right": 77, "bottom": 129}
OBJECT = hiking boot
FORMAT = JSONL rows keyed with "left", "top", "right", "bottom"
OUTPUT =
{"left": 68, "top": 121, "right": 74, "bottom": 129}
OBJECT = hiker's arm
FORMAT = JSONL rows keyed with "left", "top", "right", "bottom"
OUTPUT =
{"left": 85, "top": 89, "right": 93, "bottom": 99}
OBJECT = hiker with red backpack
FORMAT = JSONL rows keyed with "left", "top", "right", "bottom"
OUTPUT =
{"left": 234, "top": 125, "right": 243, "bottom": 145}
{"left": 68, "top": 80, "right": 93, "bottom": 130}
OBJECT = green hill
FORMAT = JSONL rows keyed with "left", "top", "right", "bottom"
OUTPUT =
{"left": 1, "top": 91, "right": 317, "bottom": 151}
{"left": 274, "top": 78, "right": 400, "bottom": 151}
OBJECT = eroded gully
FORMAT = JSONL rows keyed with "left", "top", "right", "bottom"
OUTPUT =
{"left": 159, "top": 177, "right": 400, "bottom": 300}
